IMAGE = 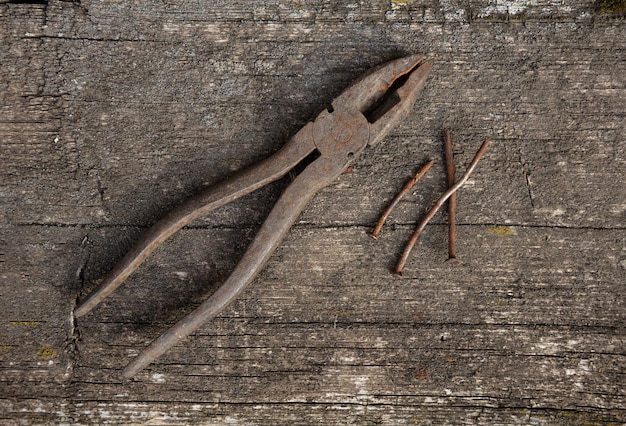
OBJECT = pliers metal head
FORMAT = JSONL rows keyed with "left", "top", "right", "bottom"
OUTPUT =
{"left": 74, "top": 55, "right": 432, "bottom": 378}
{"left": 334, "top": 54, "right": 431, "bottom": 147}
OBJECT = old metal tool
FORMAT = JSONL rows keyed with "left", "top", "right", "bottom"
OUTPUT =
{"left": 74, "top": 54, "right": 432, "bottom": 378}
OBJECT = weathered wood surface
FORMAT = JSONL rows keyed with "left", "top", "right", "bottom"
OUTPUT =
{"left": 1, "top": 0, "right": 625, "bottom": 424}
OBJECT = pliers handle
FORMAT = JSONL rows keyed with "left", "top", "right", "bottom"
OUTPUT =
{"left": 74, "top": 54, "right": 432, "bottom": 378}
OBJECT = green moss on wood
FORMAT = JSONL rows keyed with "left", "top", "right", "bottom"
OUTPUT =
{"left": 596, "top": 0, "right": 626, "bottom": 16}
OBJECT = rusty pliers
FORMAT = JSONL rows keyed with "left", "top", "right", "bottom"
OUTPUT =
{"left": 75, "top": 54, "right": 432, "bottom": 378}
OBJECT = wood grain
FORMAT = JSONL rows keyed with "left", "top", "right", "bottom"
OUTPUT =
{"left": 1, "top": 0, "right": 625, "bottom": 423}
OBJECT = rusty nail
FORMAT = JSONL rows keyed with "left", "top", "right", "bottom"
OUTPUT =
{"left": 395, "top": 138, "right": 491, "bottom": 275}
{"left": 443, "top": 130, "right": 458, "bottom": 263}
{"left": 371, "top": 159, "right": 435, "bottom": 240}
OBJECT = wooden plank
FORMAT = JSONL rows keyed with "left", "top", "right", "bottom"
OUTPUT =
{"left": 1, "top": 0, "right": 624, "bottom": 424}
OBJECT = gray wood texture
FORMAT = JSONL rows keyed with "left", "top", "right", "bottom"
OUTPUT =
{"left": 1, "top": 0, "right": 625, "bottom": 424}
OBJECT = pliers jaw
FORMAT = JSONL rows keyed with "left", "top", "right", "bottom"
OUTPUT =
{"left": 307, "top": 55, "right": 431, "bottom": 173}
{"left": 331, "top": 54, "right": 432, "bottom": 147}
